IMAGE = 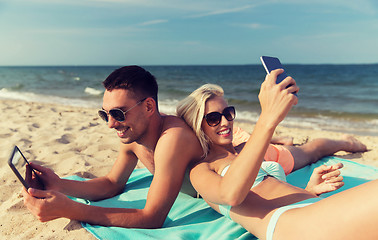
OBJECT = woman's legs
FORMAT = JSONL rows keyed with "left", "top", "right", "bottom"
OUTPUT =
{"left": 285, "top": 135, "right": 367, "bottom": 172}
{"left": 274, "top": 179, "right": 378, "bottom": 240}
{"left": 271, "top": 136, "right": 294, "bottom": 146}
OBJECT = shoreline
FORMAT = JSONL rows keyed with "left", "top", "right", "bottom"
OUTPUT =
{"left": 1, "top": 99, "right": 377, "bottom": 239}
{"left": 2, "top": 87, "right": 378, "bottom": 137}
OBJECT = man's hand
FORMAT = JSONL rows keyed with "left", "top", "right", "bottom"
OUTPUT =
{"left": 22, "top": 187, "right": 71, "bottom": 222}
{"left": 305, "top": 163, "right": 344, "bottom": 196}
{"left": 27, "top": 162, "right": 62, "bottom": 191}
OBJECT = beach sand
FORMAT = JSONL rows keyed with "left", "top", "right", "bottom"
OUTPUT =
{"left": 1, "top": 99, "right": 377, "bottom": 239}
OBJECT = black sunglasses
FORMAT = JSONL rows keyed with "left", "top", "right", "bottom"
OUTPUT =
{"left": 204, "top": 106, "right": 236, "bottom": 127}
{"left": 98, "top": 98, "right": 147, "bottom": 122}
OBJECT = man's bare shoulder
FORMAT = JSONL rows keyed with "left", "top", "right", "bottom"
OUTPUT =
{"left": 161, "top": 115, "right": 200, "bottom": 145}
{"left": 161, "top": 114, "right": 193, "bottom": 133}
{"left": 158, "top": 114, "right": 203, "bottom": 159}
{"left": 119, "top": 139, "right": 146, "bottom": 157}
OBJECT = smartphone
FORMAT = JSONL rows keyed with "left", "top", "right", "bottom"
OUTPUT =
{"left": 8, "top": 146, "right": 45, "bottom": 190}
{"left": 260, "top": 56, "right": 297, "bottom": 96}
{"left": 260, "top": 56, "right": 288, "bottom": 84}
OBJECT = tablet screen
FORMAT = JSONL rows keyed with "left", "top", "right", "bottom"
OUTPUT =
{"left": 8, "top": 146, "right": 45, "bottom": 190}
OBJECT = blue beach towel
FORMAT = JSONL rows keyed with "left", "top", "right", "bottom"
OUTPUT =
{"left": 68, "top": 156, "right": 377, "bottom": 240}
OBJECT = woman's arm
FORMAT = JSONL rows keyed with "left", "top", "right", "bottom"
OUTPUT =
{"left": 191, "top": 69, "right": 299, "bottom": 206}
{"left": 190, "top": 117, "right": 278, "bottom": 206}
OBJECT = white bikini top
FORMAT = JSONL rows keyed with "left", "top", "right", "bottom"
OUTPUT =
{"left": 220, "top": 161, "right": 287, "bottom": 189}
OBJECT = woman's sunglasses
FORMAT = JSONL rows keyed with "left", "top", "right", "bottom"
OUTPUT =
{"left": 98, "top": 98, "right": 147, "bottom": 122}
{"left": 203, "top": 106, "right": 236, "bottom": 127}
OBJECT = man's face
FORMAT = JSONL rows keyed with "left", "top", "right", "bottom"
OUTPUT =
{"left": 102, "top": 89, "right": 148, "bottom": 144}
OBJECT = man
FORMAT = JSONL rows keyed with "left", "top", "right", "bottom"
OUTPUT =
{"left": 22, "top": 66, "right": 203, "bottom": 228}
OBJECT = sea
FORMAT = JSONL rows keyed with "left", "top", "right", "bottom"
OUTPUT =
{"left": 0, "top": 65, "right": 377, "bottom": 136}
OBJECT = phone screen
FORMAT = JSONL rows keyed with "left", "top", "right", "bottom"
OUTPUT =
{"left": 8, "top": 146, "right": 45, "bottom": 190}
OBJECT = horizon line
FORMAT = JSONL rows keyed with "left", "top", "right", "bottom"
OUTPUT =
{"left": 1, "top": 62, "right": 378, "bottom": 67}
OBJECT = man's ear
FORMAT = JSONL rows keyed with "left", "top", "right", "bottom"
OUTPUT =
{"left": 145, "top": 97, "right": 156, "bottom": 114}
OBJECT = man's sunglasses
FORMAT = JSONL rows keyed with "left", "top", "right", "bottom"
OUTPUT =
{"left": 204, "top": 106, "right": 236, "bottom": 127}
{"left": 98, "top": 98, "right": 147, "bottom": 122}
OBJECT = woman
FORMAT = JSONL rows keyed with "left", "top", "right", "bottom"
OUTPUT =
{"left": 176, "top": 69, "right": 376, "bottom": 240}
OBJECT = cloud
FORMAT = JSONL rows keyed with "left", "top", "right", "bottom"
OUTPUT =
{"left": 243, "top": 23, "right": 266, "bottom": 29}
{"left": 230, "top": 22, "right": 269, "bottom": 30}
{"left": 275, "top": 0, "right": 377, "bottom": 15}
{"left": 187, "top": 5, "right": 255, "bottom": 18}
{"left": 139, "top": 19, "right": 168, "bottom": 26}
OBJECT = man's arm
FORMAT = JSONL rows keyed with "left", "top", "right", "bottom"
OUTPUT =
{"left": 80, "top": 122, "right": 202, "bottom": 228}
{"left": 28, "top": 143, "right": 138, "bottom": 201}
{"left": 58, "top": 145, "right": 139, "bottom": 200}
{"left": 22, "top": 143, "right": 143, "bottom": 225}
{"left": 139, "top": 124, "right": 202, "bottom": 227}
{"left": 23, "top": 123, "right": 202, "bottom": 228}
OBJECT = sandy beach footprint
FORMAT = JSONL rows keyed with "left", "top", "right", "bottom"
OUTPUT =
{"left": 55, "top": 134, "right": 75, "bottom": 145}
{"left": 27, "top": 123, "right": 41, "bottom": 132}
{"left": 0, "top": 133, "right": 12, "bottom": 138}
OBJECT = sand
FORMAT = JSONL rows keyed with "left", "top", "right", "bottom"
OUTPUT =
{"left": 1, "top": 99, "right": 377, "bottom": 239}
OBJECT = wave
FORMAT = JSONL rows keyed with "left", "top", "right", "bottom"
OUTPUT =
{"left": 158, "top": 99, "right": 180, "bottom": 115}
{"left": 2, "top": 87, "right": 376, "bottom": 136}
{"left": 158, "top": 97, "right": 377, "bottom": 135}
{"left": 0, "top": 88, "right": 100, "bottom": 108}
{"left": 84, "top": 87, "right": 103, "bottom": 96}
{"left": 9, "top": 83, "right": 25, "bottom": 91}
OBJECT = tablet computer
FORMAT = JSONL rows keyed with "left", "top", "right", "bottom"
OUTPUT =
{"left": 8, "top": 146, "right": 45, "bottom": 190}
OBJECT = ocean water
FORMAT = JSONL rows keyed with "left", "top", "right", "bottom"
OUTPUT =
{"left": 0, "top": 65, "right": 377, "bottom": 136}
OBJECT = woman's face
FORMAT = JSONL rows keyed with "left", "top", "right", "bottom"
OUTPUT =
{"left": 202, "top": 95, "right": 234, "bottom": 147}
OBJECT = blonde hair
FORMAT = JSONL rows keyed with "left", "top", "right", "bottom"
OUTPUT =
{"left": 176, "top": 84, "right": 224, "bottom": 158}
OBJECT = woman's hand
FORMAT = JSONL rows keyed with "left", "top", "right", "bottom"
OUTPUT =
{"left": 305, "top": 163, "right": 344, "bottom": 196}
{"left": 258, "top": 69, "right": 299, "bottom": 127}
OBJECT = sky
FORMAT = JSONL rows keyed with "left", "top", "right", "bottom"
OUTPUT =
{"left": 1, "top": 0, "right": 378, "bottom": 66}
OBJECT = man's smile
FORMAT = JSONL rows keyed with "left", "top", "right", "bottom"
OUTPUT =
{"left": 117, "top": 127, "right": 130, "bottom": 137}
